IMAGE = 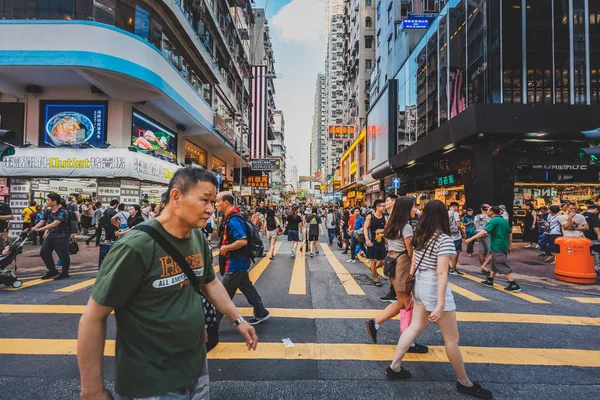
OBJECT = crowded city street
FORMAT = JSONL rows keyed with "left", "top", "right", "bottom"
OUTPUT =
{"left": 1, "top": 232, "right": 599, "bottom": 399}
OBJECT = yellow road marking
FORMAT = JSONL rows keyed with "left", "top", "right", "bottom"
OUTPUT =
{"left": 235, "top": 241, "right": 282, "bottom": 294}
{"left": 321, "top": 243, "right": 365, "bottom": 295}
{"left": 2, "top": 271, "right": 97, "bottom": 291}
{"left": 1, "top": 339, "right": 599, "bottom": 367}
{"left": 55, "top": 278, "right": 96, "bottom": 293}
{"left": 461, "top": 272, "right": 550, "bottom": 304}
{"left": 2, "top": 304, "right": 597, "bottom": 326}
{"left": 567, "top": 297, "right": 600, "bottom": 304}
{"left": 357, "top": 254, "right": 385, "bottom": 277}
{"left": 449, "top": 283, "right": 489, "bottom": 302}
{"left": 289, "top": 243, "right": 306, "bottom": 295}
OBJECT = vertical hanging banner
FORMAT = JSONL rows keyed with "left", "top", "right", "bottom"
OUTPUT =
{"left": 250, "top": 65, "right": 268, "bottom": 159}
{"left": 120, "top": 179, "right": 141, "bottom": 205}
{"left": 8, "top": 178, "right": 31, "bottom": 237}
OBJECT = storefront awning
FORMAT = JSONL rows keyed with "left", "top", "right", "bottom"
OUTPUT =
{"left": 0, "top": 147, "right": 180, "bottom": 184}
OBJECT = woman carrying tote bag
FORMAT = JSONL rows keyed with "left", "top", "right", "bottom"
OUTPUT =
{"left": 385, "top": 200, "right": 492, "bottom": 400}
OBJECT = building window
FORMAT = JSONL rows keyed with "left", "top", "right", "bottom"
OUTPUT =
{"left": 365, "top": 16, "right": 372, "bottom": 28}
{"left": 365, "top": 59, "right": 372, "bottom": 69}
{"left": 387, "top": 34, "right": 393, "bottom": 53}
{"left": 365, "top": 36, "right": 373, "bottom": 48}
{"left": 366, "top": 0, "right": 372, "bottom": 6}
{"left": 376, "top": 1, "right": 381, "bottom": 20}
{"left": 184, "top": 140, "right": 207, "bottom": 167}
{"left": 211, "top": 156, "right": 226, "bottom": 175}
{"left": 376, "top": 30, "right": 381, "bottom": 47}
{"left": 387, "top": 2, "right": 393, "bottom": 23}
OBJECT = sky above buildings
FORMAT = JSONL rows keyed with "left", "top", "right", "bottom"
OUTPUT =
{"left": 254, "top": 0, "right": 326, "bottom": 176}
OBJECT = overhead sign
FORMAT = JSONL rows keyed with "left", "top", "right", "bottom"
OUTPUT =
{"left": 0, "top": 147, "right": 178, "bottom": 184}
{"left": 402, "top": 19, "right": 430, "bottom": 29}
{"left": 328, "top": 124, "right": 357, "bottom": 140}
{"left": 436, "top": 174, "right": 456, "bottom": 187}
{"left": 247, "top": 175, "right": 269, "bottom": 188}
{"left": 250, "top": 158, "right": 281, "bottom": 171}
{"left": 299, "top": 176, "right": 319, "bottom": 182}
{"left": 392, "top": 177, "right": 401, "bottom": 189}
{"left": 39, "top": 100, "right": 107, "bottom": 148}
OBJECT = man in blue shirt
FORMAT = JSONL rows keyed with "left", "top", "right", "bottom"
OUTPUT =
{"left": 216, "top": 191, "right": 270, "bottom": 325}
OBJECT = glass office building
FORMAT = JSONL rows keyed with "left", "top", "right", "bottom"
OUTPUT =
{"left": 386, "top": 0, "right": 600, "bottom": 215}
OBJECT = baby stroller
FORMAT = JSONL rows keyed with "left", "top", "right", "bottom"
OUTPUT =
{"left": 0, "top": 231, "right": 32, "bottom": 288}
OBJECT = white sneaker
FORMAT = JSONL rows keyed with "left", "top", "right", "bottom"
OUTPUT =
{"left": 346, "top": 259, "right": 357, "bottom": 263}
{"left": 291, "top": 250, "right": 296, "bottom": 258}
{"left": 366, "top": 258, "right": 371, "bottom": 263}
{"left": 524, "top": 245, "right": 532, "bottom": 248}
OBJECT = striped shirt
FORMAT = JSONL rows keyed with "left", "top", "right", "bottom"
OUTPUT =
{"left": 413, "top": 233, "right": 456, "bottom": 275}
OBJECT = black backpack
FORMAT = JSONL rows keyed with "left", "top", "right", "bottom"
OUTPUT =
{"left": 222, "top": 212, "right": 264, "bottom": 263}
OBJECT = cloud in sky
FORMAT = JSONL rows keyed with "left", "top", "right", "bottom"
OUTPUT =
{"left": 271, "top": 0, "right": 325, "bottom": 47}
{"left": 268, "top": 0, "right": 326, "bottom": 175}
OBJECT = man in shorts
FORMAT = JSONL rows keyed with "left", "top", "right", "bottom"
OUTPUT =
{"left": 473, "top": 204, "right": 491, "bottom": 270}
{"left": 448, "top": 202, "right": 465, "bottom": 275}
{"left": 77, "top": 168, "right": 258, "bottom": 400}
{"left": 305, "top": 207, "right": 323, "bottom": 257}
{"left": 466, "top": 205, "right": 521, "bottom": 292}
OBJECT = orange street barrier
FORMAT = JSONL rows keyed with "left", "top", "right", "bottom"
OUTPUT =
{"left": 554, "top": 237, "right": 597, "bottom": 284}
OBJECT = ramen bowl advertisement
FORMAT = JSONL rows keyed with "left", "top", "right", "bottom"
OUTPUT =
{"left": 40, "top": 101, "right": 107, "bottom": 148}
{"left": 131, "top": 110, "right": 177, "bottom": 163}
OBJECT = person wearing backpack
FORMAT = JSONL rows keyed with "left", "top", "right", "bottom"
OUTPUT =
{"left": 306, "top": 207, "right": 324, "bottom": 258}
{"left": 216, "top": 191, "right": 270, "bottom": 326}
{"left": 447, "top": 202, "right": 465, "bottom": 276}
{"left": 30, "top": 193, "right": 71, "bottom": 280}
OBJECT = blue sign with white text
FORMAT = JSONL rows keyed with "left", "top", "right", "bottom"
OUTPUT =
{"left": 403, "top": 19, "right": 430, "bottom": 29}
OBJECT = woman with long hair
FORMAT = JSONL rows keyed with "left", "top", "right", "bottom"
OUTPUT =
{"left": 384, "top": 200, "right": 492, "bottom": 399}
{"left": 265, "top": 207, "right": 280, "bottom": 260}
{"left": 285, "top": 206, "right": 303, "bottom": 257}
{"left": 366, "top": 197, "right": 428, "bottom": 353}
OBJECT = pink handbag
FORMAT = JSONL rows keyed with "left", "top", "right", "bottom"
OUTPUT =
{"left": 400, "top": 307, "right": 413, "bottom": 333}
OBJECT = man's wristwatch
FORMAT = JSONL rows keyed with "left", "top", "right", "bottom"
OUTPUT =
{"left": 233, "top": 316, "right": 245, "bottom": 327}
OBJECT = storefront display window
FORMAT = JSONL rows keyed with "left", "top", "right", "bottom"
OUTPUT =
{"left": 212, "top": 156, "right": 226, "bottom": 175}
{"left": 184, "top": 140, "right": 207, "bottom": 167}
{"left": 514, "top": 183, "right": 600, "bottom": 208}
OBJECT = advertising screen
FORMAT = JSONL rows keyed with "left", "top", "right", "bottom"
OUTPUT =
{"left": 366, "top": 88, "right": 390, "bottom": 174}
{"left": 131, "top": 110, "right": 177, "bottom": 162}
{"left": 40, "top": 101, "right": 107, "bottom": 148}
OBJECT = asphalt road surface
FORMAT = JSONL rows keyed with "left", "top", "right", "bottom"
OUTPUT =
{"left": 1, "top": 237, "right": 599, "bottom": 399}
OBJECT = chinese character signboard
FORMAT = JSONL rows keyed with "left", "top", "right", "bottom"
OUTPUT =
{"left": 247, "top": 175, "right": 269, "bottom": 188}
{"left": 436, "top": 174, "right": 456, "bottom": 187}
{"left": 39, "top": 100, "right": 108, "bottom": 148}
{"left": 328, "top": 124, "right": 357, "bottom": 141}
{"left": 250, "top": 158, "right": 281, "bottom": 171}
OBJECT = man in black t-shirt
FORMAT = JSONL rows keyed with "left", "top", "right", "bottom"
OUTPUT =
{"left": 305, "top": 207, "right": 323, "bottom": 258}
{"left": 102, "top": 199, "right": 119, "bottom": 242}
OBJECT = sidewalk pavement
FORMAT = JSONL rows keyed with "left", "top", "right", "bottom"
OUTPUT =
{"left": 458, "top": 241, "right": 600, "bottom": 295}
{"left": 9, "top": 233, "right": 221, "bottom": 278}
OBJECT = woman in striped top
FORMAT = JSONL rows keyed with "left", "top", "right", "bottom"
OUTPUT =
{"left": 385, "top": 200, "right": 492, "bottom": 399}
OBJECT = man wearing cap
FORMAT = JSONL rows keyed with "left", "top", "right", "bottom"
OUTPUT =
{"left": 499, "top": 205, "right": 510, "bottom": 222}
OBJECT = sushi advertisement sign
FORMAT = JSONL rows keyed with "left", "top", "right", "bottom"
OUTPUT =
{"left": 40, "top": 101, "right": 107, "bottom": 148}
{"left": 131, "top": 110, "right": 177, "bottom": 162}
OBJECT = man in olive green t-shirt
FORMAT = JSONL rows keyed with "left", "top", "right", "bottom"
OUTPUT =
{"left": 466, "top": 205, "right": 521, "bottom": 293}
{"left": 77, "top": 168, "right": 258, "bottom": 400}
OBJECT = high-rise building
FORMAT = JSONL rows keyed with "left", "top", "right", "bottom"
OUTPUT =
{"left": 323, "top": 1, "right": 347, "bottom": 181}
{"left": 310, "top": 74, "right": 327, "bottom": 176}
{"left": 286, "top": 155, "right": 299, "bottom": 190}
{"left": 344, "top": 0, "right": 376, "bottom": 128}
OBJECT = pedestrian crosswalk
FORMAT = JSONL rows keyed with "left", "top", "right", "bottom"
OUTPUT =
{"left": 2, "top": 239, "right": 596, "bottom": 307}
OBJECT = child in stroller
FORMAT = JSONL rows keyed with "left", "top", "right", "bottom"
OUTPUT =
{"left": 0, "top": 231, "right": 32, "bottom": 288}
